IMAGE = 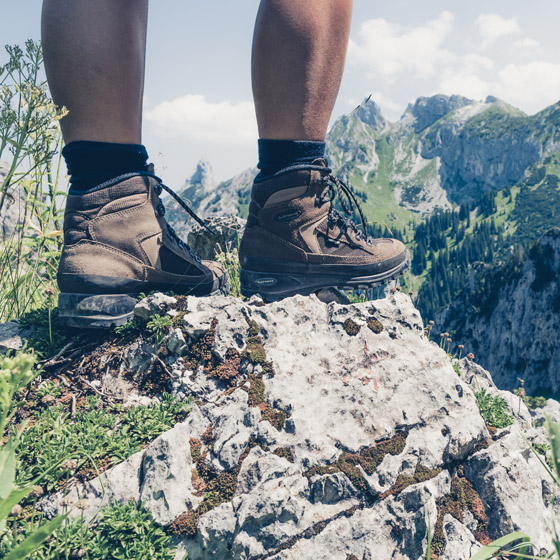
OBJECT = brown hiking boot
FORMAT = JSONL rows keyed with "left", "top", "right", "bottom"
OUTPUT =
{"left": 239, "top": 161, "right": 409, "bottom": 301}
{"left": 57, "top": 172, "right": 228, "bottom": 328}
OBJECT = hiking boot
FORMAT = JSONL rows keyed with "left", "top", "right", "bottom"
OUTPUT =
{"left": 57, "top": 172, "right": 228, "bottom": 328}
{"left": 239, "top": 161, "right": 409, "bottom": 301}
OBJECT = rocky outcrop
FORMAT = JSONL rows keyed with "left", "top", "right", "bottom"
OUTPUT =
{"left": 0, "top": 160, "right": 27, "bottom": 240}
{"left": 409, "top": 94, "right": 472, "bottom": 134}
{"left": 167, "top": 163, "right": 256, "bottom": 227}
{"left": 40, "top": 292, "right": 557, "bottom": 559}
{"left": 187, "top": 215, "right": 245, "bottom": 261}
{"left": 437, "top": 228, "right": 560, "bottom": 394}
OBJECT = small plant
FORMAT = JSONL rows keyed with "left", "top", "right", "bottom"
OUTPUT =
{"left": 215, "top": 243, "right": 241, "bottom": 299}
{"left": 0, "top": 41, "right": 68, "bottom": 322}
{"left": 17, "top": 307, "right": 71, "bottom": 358}
{"left": 16, "top": 393, "right": 192, "bottom": 492}
{"left": 475, "top": 388, "right": 514, "bottom": 429}
{"left": 451, "top": 359, "right": 461, "bottom": 377}
{"left": 36, "top": 380, "right": 62, "bottom": 400}
{"left": 114, "top": 317, "right": 140, "bottom": 337}
{"left": 12, "top": 500, "right": 179, "bottom": 560}
{"left": 0, "top": 352, "right": 70, "bottom": 560}
{"left": 146, "top": 315, "right": 173, "bottom": 344}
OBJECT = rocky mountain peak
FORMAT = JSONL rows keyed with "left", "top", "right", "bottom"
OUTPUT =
{"left": 186, "top": 159, "right": 216, "bottom": 193}
{"left": 410, "top": 94, "right": 473, "bottom": 133}
{"left": 354, "top": 96, "right": 386, "bottom": 129}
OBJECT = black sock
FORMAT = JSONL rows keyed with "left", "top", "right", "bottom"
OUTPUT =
{"left": 256, "top": 139, "right": 326, "bottom": 182}
{"left": 62, "top": 141, "right": 149, "bottom": 192}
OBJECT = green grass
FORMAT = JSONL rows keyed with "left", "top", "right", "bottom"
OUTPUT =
{"left": 16, "top": 394, "right": 193, "bottom": 493}
{"left": 475, "top": 388, "right": 514, "bottom": 429}
{"left": 4, "top": 501, "right": 179, "bottom": 560}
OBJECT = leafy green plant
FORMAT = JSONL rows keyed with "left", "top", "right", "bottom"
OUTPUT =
{"left": 7, "top": 501, "right": 180, "bottom": 560}
{"left": 215, "top": 243, "right": 241, "bottom": 299}
{"left": 0, "top": 352, "right": 69, "bottom": 560}
{"left": 17, "top": 307, "right": 72, "bottom": 358}
{"left": 35, "top": 380, "right": 61, "bottom": 400}
{"left": 114, "top": 317, "right": 140, "bottom": 337}
{"left": 16, "top": 394, "right": 192, "bottom": 492}
{"left": 146, "top": 315, "right": 173, "bottom": 344}
{"left": 0, "top": 41, "right": 67, "bottom": 322}
{"left": 475, "top": 388, "right": 514, "bottom": 429}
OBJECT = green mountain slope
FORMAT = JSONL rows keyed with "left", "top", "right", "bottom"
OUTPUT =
{"left": 170, "top": 93, "right": 560, "bottom": 322}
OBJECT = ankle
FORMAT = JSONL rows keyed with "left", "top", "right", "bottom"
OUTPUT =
{"left": 256, "top": 139, "right": 326, "bottom": 182}
{"left": 62, "top": 141, "right": 149, "bottom": 192}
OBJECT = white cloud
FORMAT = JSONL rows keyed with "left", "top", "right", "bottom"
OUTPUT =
{"left": 436, "top": 58, "right": 560, "bottom": 115}
{"left": 348, "top": 11, "right": 455, "bottom": 82}
{"left": 145, "top": 94, "right": 257, "bottom": 144}
{"left": 515, "top": 38, "right": 540, "bottom": 49}
{"left": 370, "top": 91, "right": 403, "bottom": 119}
{"left": 475, "top": 14, "right": 521, "bottom": 49}
{"left": 493, "top": 61, "right": 560, "bottom": 112}
{"left": 438, "top": 54, "right": 494, "bottom": 100}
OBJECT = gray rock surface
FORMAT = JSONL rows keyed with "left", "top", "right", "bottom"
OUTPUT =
{"left": 0, "top": 321, "right": 22, "bottom": 353}
{"left": 438, "top": 228, "right": 560, "bottom": 393}
{"left": 187, "top": 215, "right": 245, "bottom": 261}
{"left": 134, "top": 293, "right": 177, "bottom": 321}
{"left": 41, "top": 292, "right": 558, "bottom": 558}
{"left": 0, "top": 160, "right": 28, "bottom": 240}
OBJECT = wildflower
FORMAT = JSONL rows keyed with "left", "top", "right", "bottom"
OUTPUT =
{"left": 466, "top": 353, "right": 475, "bottom": 361}
{"left": 447, "top": 337, "right": 452, "bottom": 343}
{"left": 10, "top": 504, "right": 23, "bottom": 517}
{"left": 43, "top": 286, "right": 56, "bottom": 296}
{"left": 458, "top": 344, "right": 464, "bottom": 350}
{"left": 61, "top": 459, "right": 78, "bottom": 470}
{"left": 30, "top": 485, "right": 44, "bottom": 498}
{"left": 76, "top": 499, "right": 90, "bottom": 510}
{"left": 429, "top": 320, "right": 434, "bottom": 325}
{"left": 60, "top": 496, "right": 74, "bottom": 507}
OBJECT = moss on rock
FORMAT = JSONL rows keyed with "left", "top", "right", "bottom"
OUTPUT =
{"left": 367, "top": 318, "right": 384, "bottom": 334}
{"left": 343, "top": 318, "right": 361, "bottom": 336}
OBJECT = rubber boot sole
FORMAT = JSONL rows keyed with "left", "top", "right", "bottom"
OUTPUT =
{"left": 58, "top": 274, "right": 230, "bottom": 329}
{"left": 240, "top": 253, "right": 410, "bottom": 302}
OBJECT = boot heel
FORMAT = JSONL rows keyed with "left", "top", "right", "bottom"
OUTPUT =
{"left": 58, "top": 293, "right": 138, "bottom": 329}
{"left": 240, "top": 269, "right": 321, "bottom": 301}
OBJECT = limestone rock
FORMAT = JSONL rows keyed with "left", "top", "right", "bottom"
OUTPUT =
{"left": 438, "top": 229, "right": 560, "bottom": 393}
{"left": 187, "top": 215, "right": 245, "bottom": 261}
{"left": 134, "top": 293, "right": 177, "bottom": 321}
{"left": 0, "top": 321, "right": 22, "bottom": 353}
{"left": 41, "top": 292, "right": 558, "bottom": 558}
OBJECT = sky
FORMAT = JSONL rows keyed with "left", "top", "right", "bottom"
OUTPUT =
{"left": 3, "top": 1, "right": 560, "bottom": 187}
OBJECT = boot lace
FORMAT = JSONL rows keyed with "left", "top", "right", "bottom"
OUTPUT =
{"left": 148, "top": 173, "right": 217, "bottom": 264}
{"left": 316, "top": 174, "right": 372, "bottom": 246}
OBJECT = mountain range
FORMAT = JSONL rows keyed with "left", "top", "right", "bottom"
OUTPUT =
{"left": 167, "top": 93, "right": 560, "bottom": 394}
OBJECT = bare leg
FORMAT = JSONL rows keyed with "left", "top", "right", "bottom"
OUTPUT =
{"left": 252, "top": 0, "right": 353, "bottom": 141}
{"left": 41, "top": 0, "right": 148, "bottom": 144}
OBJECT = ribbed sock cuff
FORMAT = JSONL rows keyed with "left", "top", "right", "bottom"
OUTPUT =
{"left": 62, "top": 141, "right": 149, "bottom": 192}
{"left": 256, "top": 139, "right": 326, "bottom": 181}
